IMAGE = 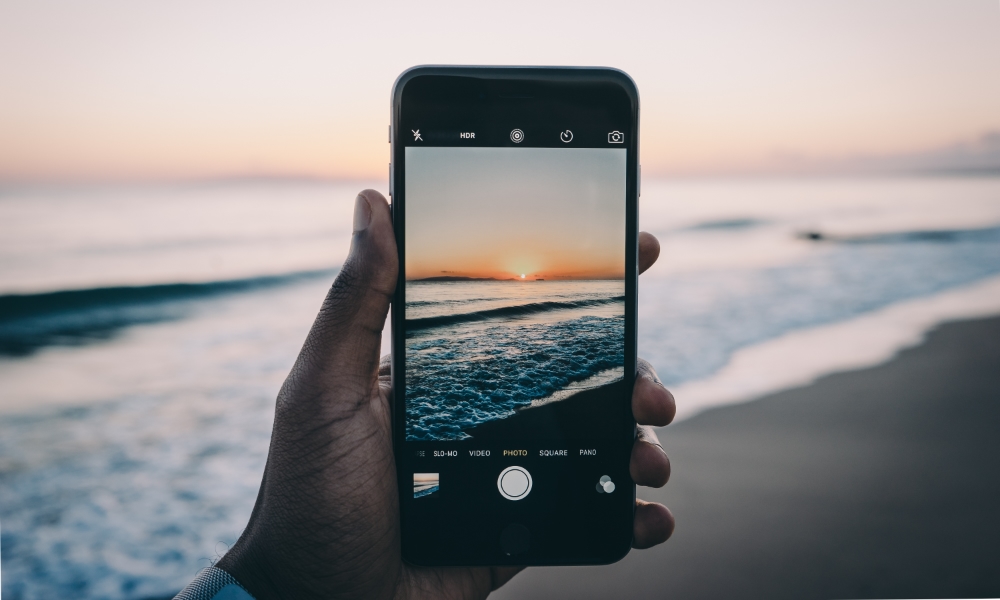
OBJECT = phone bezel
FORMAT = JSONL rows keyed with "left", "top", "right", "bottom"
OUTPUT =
{"left": 390, "top": 65, "right": 640, "bottom": 566}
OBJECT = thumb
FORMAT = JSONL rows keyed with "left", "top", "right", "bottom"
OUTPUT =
{"left": 284, "top": 189, "right": 397, "bottom": 402}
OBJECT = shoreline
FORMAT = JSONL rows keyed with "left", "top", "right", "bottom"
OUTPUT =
{"left": 668, "top": 273, "right": 1000, "bottom": 422}
{"left": 493, "top": 315, "right": 1000, "bottom": 598}
{"left": 465, "top": 379, "right": 628, "bottom": 440}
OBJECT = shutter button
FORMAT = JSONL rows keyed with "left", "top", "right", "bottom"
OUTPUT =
{"left": 498, "top": 466, "right": 532, "bottom": 500}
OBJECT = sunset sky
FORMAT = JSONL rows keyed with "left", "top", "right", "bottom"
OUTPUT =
{"left": 405, "top": 148, "right": 625, "bottom": 280}
{"left": 0, "top": 1, "right": 998, "bottom": 182}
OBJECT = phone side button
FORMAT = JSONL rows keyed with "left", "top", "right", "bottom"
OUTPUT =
{"left": 500, "top": 523, "right": 530, "bottom": 556}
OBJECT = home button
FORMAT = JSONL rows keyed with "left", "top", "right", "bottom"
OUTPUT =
{"left": 500, "top": 523, "right": 530, "bottom": 556}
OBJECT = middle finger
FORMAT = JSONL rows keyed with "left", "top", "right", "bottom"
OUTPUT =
{"left": 630, "top": 425, "right": 670, "bottom": 487}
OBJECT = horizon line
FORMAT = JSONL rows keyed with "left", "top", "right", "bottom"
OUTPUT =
{"left": 0, "top": 173, "right": 385, "bottom": 189}
{"left": 407, "top": 276, "right": 625, "bottom": 282}
{"left": 3, "top": 168, "right": 999, "bottom": 189}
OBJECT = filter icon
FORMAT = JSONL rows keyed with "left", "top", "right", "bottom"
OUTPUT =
{"left": 510, "top": 128, "right": 525, "bottom": 143}
{"left": 596, "top": 475, "right": 615, "bottom": 494}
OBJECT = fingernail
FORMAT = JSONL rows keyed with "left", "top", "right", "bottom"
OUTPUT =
{"left": 353, "top": 194, "right": 372, "bottom": 232}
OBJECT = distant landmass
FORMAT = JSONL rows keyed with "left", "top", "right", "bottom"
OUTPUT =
{"left": 753, "top": 130, "right": 1000, "bottom": 177}
{"left": 412, "top": 276, "right": 513, "bottom": 282}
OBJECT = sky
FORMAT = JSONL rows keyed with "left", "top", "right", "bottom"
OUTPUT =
{"left": 405, "top": 148, "right": 626, "bottom": 280}
{"left": 0, "top": 0, "right": 998, "bottom": 182}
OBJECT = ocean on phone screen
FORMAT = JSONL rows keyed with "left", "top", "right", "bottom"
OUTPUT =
{"left": 3, "top": 177, "right": 1000, "bottom": 598}
{"left": 404, "top": 280, "right": 626, "bottom": 441}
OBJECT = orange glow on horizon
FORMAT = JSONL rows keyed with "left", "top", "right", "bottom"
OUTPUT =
{"left": 406, "top": 265, "right": 625, "bottom": 282}
{"left": 405, "top": 237, "right": 625, "bottom": 281}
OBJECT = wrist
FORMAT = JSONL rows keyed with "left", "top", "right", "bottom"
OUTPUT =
{"left": 216, "top": 522, "right": 342, "bottom": 600}
{"left": 215, "top": 529, "right": 289, "bottom": 600}
{"left": 173, "top": 566, "right": 254, "bottom": 600}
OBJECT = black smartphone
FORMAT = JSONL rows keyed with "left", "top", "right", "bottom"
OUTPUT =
{"left": 390, "top": 66, "right": 639, "bottom": 566}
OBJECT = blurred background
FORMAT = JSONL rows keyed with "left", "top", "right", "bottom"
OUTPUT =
{"left": 1, "top": 1, "right": 999, "bottom": 598}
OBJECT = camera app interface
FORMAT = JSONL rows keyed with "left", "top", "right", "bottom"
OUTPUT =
{"left": 403, "top": 145, "right": 630, "bottom": 521}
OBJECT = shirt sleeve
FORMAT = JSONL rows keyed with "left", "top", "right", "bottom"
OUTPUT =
{"left": 173, "top": 567, "right": 255, "bottom": 600}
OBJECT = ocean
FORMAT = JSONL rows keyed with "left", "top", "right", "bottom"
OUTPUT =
{"left": 1, "top": 176, "right": 999, "bottom": 598}
{"left": 404, "top": 279, "right": 625, "bottom": 441}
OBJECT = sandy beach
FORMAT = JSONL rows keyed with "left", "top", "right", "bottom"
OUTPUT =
{"left": 491, "top": 315, "right": 1000, "bottom": 599}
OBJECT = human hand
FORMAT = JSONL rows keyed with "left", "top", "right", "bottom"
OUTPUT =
{"left": 216, "top": 189, "right": 676, "bottom": 599}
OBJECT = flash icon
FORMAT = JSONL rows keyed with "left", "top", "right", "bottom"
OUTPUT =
{"left": 412, "top": 129, "right": 423, "bottom": 141}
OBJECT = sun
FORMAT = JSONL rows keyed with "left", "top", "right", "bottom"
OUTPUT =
{"left": 520, "top": 274, "right": 525, "bottom": 279}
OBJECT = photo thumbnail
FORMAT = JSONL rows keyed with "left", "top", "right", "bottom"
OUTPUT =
{"left": 413, "top": 472, "right": 440, "bottom": 499}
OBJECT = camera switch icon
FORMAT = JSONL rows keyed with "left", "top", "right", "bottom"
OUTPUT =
{"left": 596, "top": 475, "right": 615, "bottom": 494}
{"left": 608, "top": 131, "right": 624, "bottom": 144}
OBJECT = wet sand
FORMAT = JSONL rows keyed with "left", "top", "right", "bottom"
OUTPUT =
{"left": 465, "top": 380, "right": 628, "bottom": 440}
{"left": 491, "top": 316, "right": 1000, "bottom": 599}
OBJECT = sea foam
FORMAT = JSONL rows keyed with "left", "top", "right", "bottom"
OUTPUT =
{"left": 668, "top": 274, "right": 1000, "bottom": 423}
{"left": 405, "top": 308, "right": 625, "bottom": 441}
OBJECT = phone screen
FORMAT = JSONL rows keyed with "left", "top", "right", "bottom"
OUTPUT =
{"left": 405, "top": 145, "right": 627, "bottom": 441}
{"left": 393, "top": 69, "right": 638, "bottom": 565}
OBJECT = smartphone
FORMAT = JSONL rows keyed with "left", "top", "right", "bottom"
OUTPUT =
{"left": 390, "top": 66, "right": 639, "bottom": 566}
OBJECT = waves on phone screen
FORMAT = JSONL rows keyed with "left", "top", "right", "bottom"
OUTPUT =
{"left": 405, "top": 295, "right": 626, "bottom": 332}
{"left": 404, "top": 280, "right": 626, "bottom": 441}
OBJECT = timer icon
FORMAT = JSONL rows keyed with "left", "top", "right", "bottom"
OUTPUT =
{"left": 560, "top": 130, "right": 573, "bottom": 143}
